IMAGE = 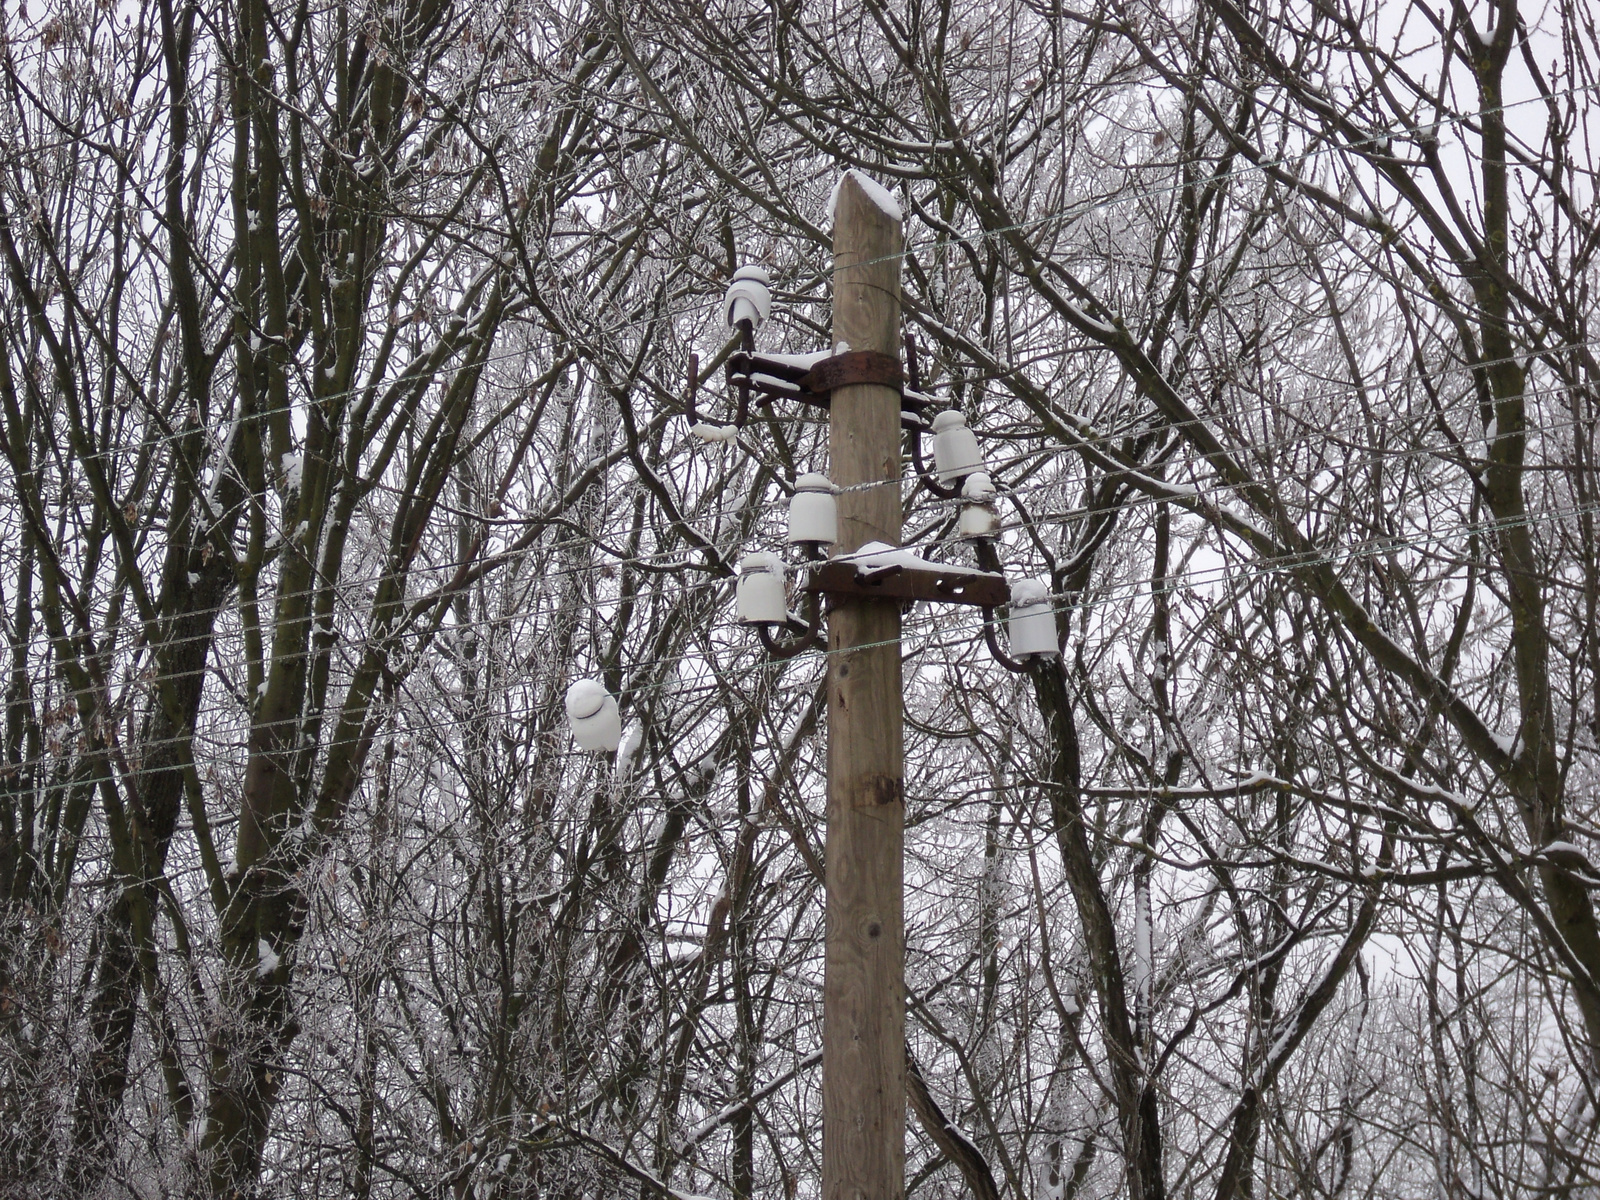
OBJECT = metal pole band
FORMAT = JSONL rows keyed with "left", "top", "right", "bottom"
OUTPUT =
{"left": 800, "top": 350, "right": 904, "bottom": 395}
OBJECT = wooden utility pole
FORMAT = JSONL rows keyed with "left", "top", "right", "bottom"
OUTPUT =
{"left": 824, "top": 173, "right": 905, "bottom": 1200}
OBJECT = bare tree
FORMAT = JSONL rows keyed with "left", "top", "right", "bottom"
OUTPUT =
{"left": 4, "top": 0, "right": 1599, "bottom": 1196}
{"left": 617, "top": 0, "right": 1600, "bottom": 1196}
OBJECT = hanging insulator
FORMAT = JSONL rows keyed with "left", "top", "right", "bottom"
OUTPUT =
{"left": 787, "top": 473, "right": 839, "bottom": 551}
{"left": 723, "top": 264, "right": 772, "bottom": 330}
{"left": 565, "top": 679, "right": 623, "bottom": 752}
{"left": 1006, "top": 579, "right": 1058, "bottom": 658}
{"left": 957, "top": 471, "right": 999, "bottom": 539}
{"left": 736, "top": 552, "right": 789, "bottom": 625}
{"left": 931, "top": 408, "right": 984, "bottom": 483}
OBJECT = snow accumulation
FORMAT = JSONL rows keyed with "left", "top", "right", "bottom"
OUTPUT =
{"left": 826, "top": 169, "right": 903, "bottom": 225}
{"left": 1404, "top": 778, "right": 1474, "bottom": 811}
{"left": 758, "top": 349, "right": 833, "bottom": 370}
{"left": 256, "top": 938, "right": 280, "bottom": 978}
{"left": 1539, "top": 841, "right": 1597, "bottom": 874}
{"left": 1010, "top": 578, "right": 1050, "bottom": 604}
{"left": 614, "top": 722, "right": 644, "bottom": 782}
{"left": 1233, "top": 770, "right": 1280, "bottom": 788}
{"left": 961, "top": 472, "right": 997, "bottom": 501}
{"left": 749, "top": 372, "right": 803, "bottom": 396}
{"left": 1543, "top": 839, "right": 1589, "bottom": 858}
{"left": 942, "top": 1119, "right": 983, "bottom": 1158}
{"left": 740, "top": 550, "right": 784, "bottom": 575}
{"left": 833, "top": 540, "right": 997, "bottom": 577}
{"left": 689, "top": 422, "right": 739, "bottom": 443}
{"left": 564, "top": 679, "right": 609, "bottom": 721}
{"left": 723, "top": 264, "right": 772, "bottom": 329}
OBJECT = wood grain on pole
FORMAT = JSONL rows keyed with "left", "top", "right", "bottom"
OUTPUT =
{"left": 824, "top": 172, "right": 905, "bottom": 1200}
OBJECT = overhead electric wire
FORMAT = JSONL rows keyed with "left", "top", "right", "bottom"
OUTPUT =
{"left": 5, "top": 77, "right": 1600, "bottom": 806}
{"left": 3, "top": 486, "right": 1595, "bottom": 796}
{"left": 1, "top": 356, "right": 1594, "bottom": 691}
{"left": 7, "top": 71, "right": 1595, "bottom": 466}
{"left": 4, "top": 347, "right": 1595, "bottom": 671}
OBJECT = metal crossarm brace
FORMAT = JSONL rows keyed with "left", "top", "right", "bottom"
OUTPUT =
{"left": 729, "top": 349, "right": 929, "bottom": 419}
{"left": 806, "top": 561, "right": 1008, "bottom": 608}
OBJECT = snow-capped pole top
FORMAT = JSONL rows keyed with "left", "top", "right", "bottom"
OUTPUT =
{"left": 724, "top": 264, "right": 772, "bottom": 330}
{"left": 827, "top": 169, "right": 903, "bottom": 226}
{"left": 564, "top": 679, "right": 610, "bottom": 722}
{"left": 1010, "top": 578, "right": 1050, "bottom": 607}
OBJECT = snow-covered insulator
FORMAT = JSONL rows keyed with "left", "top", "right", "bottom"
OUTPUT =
{"left": 736, "top": 552, "right": 788, "bottom": 625}
{"left": 1007, "top": 579, "right": 1058, "bottom": 658}
{"left": 565, "top": 679, "right": 622, "bottom": 753}
{"left": 787, "top": 473, "right": 839, "bottom": 550}
{"left": 724, "top": 264, "right": 772, "bottom": 330}
{"left": 931, "top": 408, "right": 984, "bottom": 484}
{"left": 957, "top": 471, "right": 999, "bottom": 540}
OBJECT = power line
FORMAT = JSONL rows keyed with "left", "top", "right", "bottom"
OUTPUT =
{"left": 7, "top": 72, "right": 1594, "bottom": 467}
{"left": 3, "top": 489, "right": 1592, "bottom": 793}
{"left": 4, "top": 348, "right": 1595, "bottom": 675}
{"left": 7, "top": 349, "right": 1594, "bottom": 669}
{"left": 6, "top": 75, "right": 1600, "bottom": 801}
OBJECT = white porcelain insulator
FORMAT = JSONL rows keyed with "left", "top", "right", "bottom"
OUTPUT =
{"left": 931, "top": 409, "right": 984, "bottom": 483}
{"left": 736, "top": 553, "right": 788, "bottom": 625}
{"left": 961, "top": 471, "right": 996, "bottom": 502}
{"left": 1007, "top": 579, "right": 1058, "bottom": 658}
{"left": 787, "top": 474, "right": 838, "bottom": 546}
{"left": 958, "top": 501, "right": 999, "bottom": 540}
{"left": 724, "top": 264, "right": 772, "bottom": 330}
{"left": 565, "top": 679, "right": 623, "bottom": 752}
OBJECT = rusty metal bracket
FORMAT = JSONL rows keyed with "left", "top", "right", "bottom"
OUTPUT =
{"left": 798, "top": 350, "right": 904, "bottom": 396}
{"left": 726, "top": 349, "right": 929, "bottom": 423}
{"left": 806, "top": 561, "right": 1008, "bottom": 608}
{"left": 698, "top": 328, "right": 947, "bottom": 435}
